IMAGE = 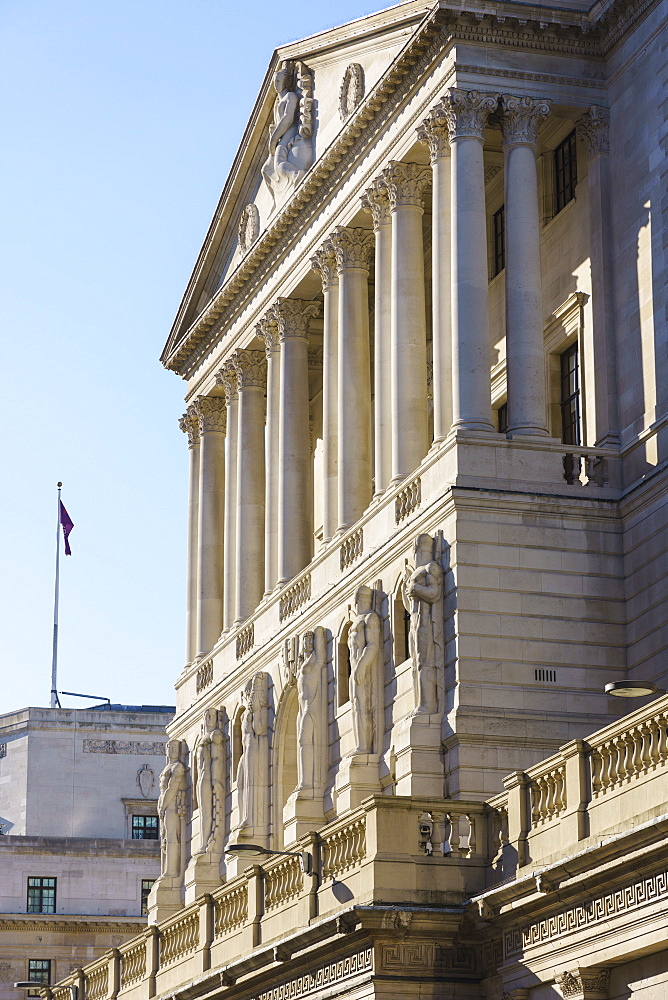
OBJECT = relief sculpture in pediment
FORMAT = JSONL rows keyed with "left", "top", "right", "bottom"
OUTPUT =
{"left": 262, "top": 60, "right": 314, "bottom": 211}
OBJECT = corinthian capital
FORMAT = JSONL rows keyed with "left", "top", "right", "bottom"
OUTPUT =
{"left": 382, "top": 161, "right": 431, "bottom": 210}
{"left": 178, "top": 408, "right": 199, "bottom": 448}
{"left": 501, "top": 95, "right": 551, "bottom": 146}
{"left": 438, "top": 89, "right": 499, "bottom": 141}
{"left": 310, "top": 242, "right": 339, "bottom": 292}
{"left": 256, "top": 309, "right": 280, "bottom": 355}
{"left": 555, "top": 968, "right": 610, "bottom": 1000}
{"left": 361, "top": 177, "right": 391, "bottom": 230}
{"left": 214, "top": 361, "right": 238, "bottom": 404}
{"left": 193, "top": 395, "right": 227, "bottom": 435}
{"left": 231, "top": 349, "right": 267, "bottom": 390}
{"left": 274, "top": 297, "right": 323, "bottom": 340}
{"left": 329, "top": 226, "right": 375, "bottom": 273}
{"left": 576, "top": 105, "right": 609, "bottom": 159}
{"left": 417, "top": 112, "right": 450, "bottom": 162}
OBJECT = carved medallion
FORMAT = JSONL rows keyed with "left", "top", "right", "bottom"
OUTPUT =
{"left": 137, "top": 763, "right": 155, "bottom": 798}
{"left": 237, "top": 204, "right": 260, "bottom": 256}
{"left": 339, "top": 63, "right": 364, "bottom": 120}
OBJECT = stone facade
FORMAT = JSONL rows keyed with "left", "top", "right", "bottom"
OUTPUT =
{"left": 0, "top": 706, "right": 173, "bottom": 1000}
{"left": 54, "top": 0, "right": 666, "bottom": 997}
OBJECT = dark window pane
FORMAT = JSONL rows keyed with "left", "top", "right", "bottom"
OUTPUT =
{"left": 141, "top": 879, "right": 155, "bottom": 916}
{"left": 555, "top": 131, "right": 577, "bottom": 213}
{"left": 560, "top": 343, "right": 581, "bottom": 445}
{"left": 497, "top": 402, "right": 508, "bottom": 434}
{"left": 132, "top": 815, "right": 159, "bottom": 840}
{"left": 492, "top": 206, "right": 505, "bottom": 277}
{"left": 27, "top": 878, "right": 56, "bottom": 914}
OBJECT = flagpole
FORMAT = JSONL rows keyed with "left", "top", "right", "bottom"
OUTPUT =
{"left": 50, "top": 483, "right": 62, "bottom": 709}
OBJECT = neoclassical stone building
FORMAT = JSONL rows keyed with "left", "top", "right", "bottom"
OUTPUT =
{"left": 51, "top": 0, "right": 666, "bottom": 998}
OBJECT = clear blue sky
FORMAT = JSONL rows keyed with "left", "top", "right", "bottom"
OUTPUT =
{"left": 0, "top": 0, "right": 383, "bottom": 714}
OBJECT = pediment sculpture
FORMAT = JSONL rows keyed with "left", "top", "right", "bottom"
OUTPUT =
{"left": 262, "top": 60, "right": 314, "bottom": 211}
{"left": 339, "top": 63, "right": 364, "bottom": 120}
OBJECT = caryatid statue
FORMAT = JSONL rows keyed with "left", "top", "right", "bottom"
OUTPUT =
{"left": 402, "top": 533, "right": 444, "bottom": 716}
{"left": 236, "top": 672, "right": 270, "bottom": 835}
{"left": 348, "top": 585, "right": 381, "bottom": 755}
{"left": 157, "top": 740, "right": 188, "bottom": 878}
{"left": 193, "top": 708, "right": 226, "bottom": 856}
{"left": 262, "top": 60, "right": 314, "bottom": 209}
{"left": 296, "top": 627, "right": 327, "bottom": 795}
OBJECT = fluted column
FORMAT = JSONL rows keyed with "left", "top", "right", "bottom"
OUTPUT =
{"left": 418, "top": 114, "right": 452, "bottom": 442}
{"left": 576, "top": 106, "right": 619, "bottom": 447}
{"left": 193, "top": 395, "right": 226, "bottom": 657}
{"left": 361, "top": 179, "right": 393, "bottom": 494}
{"left": 257, "top": 312, "right": 281, "bottom": 590}
{"left": 329, "top": 227, "right": 374, "bottom": 529}
{"left": 439, "top": 89, "right": 498, "bottom": 432}
{"left": 311, "top": 244, "right": 339, "bottom": 540}
{"left": 179, "top": 407, "right": 200, "bottom": 666}
{"left": 215, "top": 363, "right": 238, "bottom": 632}
{"left": 275, "top": 298, "right": 321, "bottom": 583}
{"left": 383, "top": 161, "right": 431, "bottom": 479}
{"left": 501, "top": 95, "right": 551, "bottom": 437}
{"left": 232, "top": 349, "right": 267, "bottom": 621}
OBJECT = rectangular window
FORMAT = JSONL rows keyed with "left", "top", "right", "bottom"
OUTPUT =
{"left": 554, "top": 131, "right": 577, "bottom": 213}
{"left": 132, "top": 815, "right": 159, "bottom": 840}
{"left": 492, "top": 205, "right": 505, "bottom": 277}
{"left": 497, "top": 402, "right": 508, "bottom": 434}
{"left": 27, "top": 877, "right": 56, "bottom": 914}
{"left": 141, "top": 879, "right": 155, "bottom": 916}
{"left": 28, "top": 960, "right": 51, "bottom": 995}
{"left": 560, "top": 342, "right": 581, "bottom": 445}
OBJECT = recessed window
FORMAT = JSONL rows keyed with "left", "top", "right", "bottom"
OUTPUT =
{"left": 141, "top": 879, "right": 155, "bottom": 916}
{"left": 492, "top": 205, "right": 505, "bottom": 277}
{"left": 338, "top": 624, "right": 351, "bottom": 707}
{"left": 28, "top": 960, "right": 51, "bottom": 995}
{"left": 554, "top": 131, "right": 577, "bottom": 214}
{"left": 27, "top": 877, "right": 56, "bottom": 914}
{"left": 560, "top": 342, "right": 581, "bottom": 446}
{"left": 497, "top": 402, "right": 508, "bottom": 434}
{"left": 132, "top": 815, "right": 159, "bottom": 840}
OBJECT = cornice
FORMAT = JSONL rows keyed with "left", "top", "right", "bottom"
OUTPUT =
{"left": 163, "top": 0, "right": 659, "bottom": 378}
{"left": 0, "top": 915, "right": 145, "bottom": 934}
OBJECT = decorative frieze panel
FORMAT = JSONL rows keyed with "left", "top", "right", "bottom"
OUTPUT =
{"left": 395, "top": 476, "right": 421, "bottom": 524}
{"left": 340, "top": 527, "right": 363, "bottom": 571}
{"left": 279, "top": 573, "right": 311, "bottom": 622}
{"left": 249, "top": 947, "right": 373, "bottom": 1000}
{"left": 236, "top": 622, "right": 254, "bottom": 660}
{"left": 83, "top": 740, "right": 166, "bottom": 756}
{"left": 379, "top": 941, "right": 477, "bottom": 975}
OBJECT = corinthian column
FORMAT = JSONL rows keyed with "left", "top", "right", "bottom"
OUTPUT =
{"left": 231, "top": 349, "right": 266, "bottom": 621}
{"left": 256, "top": 312, "right": 281, "bottom": 590}
{"left": 501, "top": 95, "right": 551, "bottom": 437}
{"left": 275, "top": 298, "right": 321, "bottom": 583}
{"left": 576, "top": 106, "right": 619, "bottom": 446}
{"left": 439, "top": 89, "right": 498, "bottom": 432}
{"left": 361, "top": 179, "right": 393, "bottom": 495}
{"left": 193, "top": 395, "right": 226, "bottom": 657}
{"left": 215, "top": 363, "right": 238, "bottom": 632}
{"left": 329, "top": 227, "right": 374, "bottom": 529}
{"left": 311, "top": 244, "right": 339, "bottom": 540}
{"left": 418, "top": 114, "right": 452, "bottom": 443}
{"left": 179, "top": 408, "right": 200, "bottom": 666}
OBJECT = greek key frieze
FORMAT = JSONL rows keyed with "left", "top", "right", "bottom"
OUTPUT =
{"left": 83, "top": 739, "right": 166, "bottom": 755}
{"left": 250, "top": 947, "right": 372, "bottom": 1000}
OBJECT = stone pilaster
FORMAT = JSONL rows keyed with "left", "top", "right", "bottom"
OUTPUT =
{"left": 192, "top": 395, "right": 226, "bottom": 658}
{"left": 501, "top": 95, "right": 551, "bottom": 437}
{"left": 179, "top": 408, "right": 200, "bottom": 666}
{"left": 311, "top": 244, "right": 339, "bottom": 540}
{"left": 256, "top": 311, "right": 281, "bottom": 591}
{"left": 215, "top": 362, "right": 239, "bottom": 631}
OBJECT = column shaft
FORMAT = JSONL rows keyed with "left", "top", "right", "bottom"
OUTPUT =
{"left": 311, "top": 248, "right": 339, "bottom": 539}
{"left": 233, "top": 350, "right": 266, "bottom": 622}
{"left": 216, "top": 364, "right": 238, "bottom": 632}
{"left": 257, "top": 315, "right": 281, "bottom": 590}
{"left": 179, "top": 410, "right": 200, "bottom": 665}
{"left": 194, "top": 396, "right": 226, "bottom": 657}
{"left": 502, "top": 95, "right": 551, "bottom": 437}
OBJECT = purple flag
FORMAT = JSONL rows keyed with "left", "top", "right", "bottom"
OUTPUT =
{"left": 59, "top": 500, "right": 74, "bottom": 555}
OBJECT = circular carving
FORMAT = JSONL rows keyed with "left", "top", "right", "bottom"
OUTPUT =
{"left": 339, "top": 63, "right": 365, "bottom": 121}
{"left": 238, "top": 204, "right": 260, "bottom": 256}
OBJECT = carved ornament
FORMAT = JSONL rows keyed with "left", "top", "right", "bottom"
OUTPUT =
{"left": 231, "top": 349, "right": 267, "bottom": 390}
{"left": 310, "top": 243, "right": 339, "bottom": 292}
{"left": 361, "top": 177, "right": 391, "bottom": 230}
{"left": 438, "top": 88, "right": 499, "bottom": 141}
{"left": 555, "top": 969, "right": 610, "bottom": 999}
{"left": 416, "top": 113, "right": 450, "bottom": 162}
{"left": 382, "top": 161, "right": 431, "bottom": 210}
{"left": 83, "top": 739, "right": 166, "bottom": 755}
{"left": 576, "top": 105, "right": 609, "bottom": 158}
{"left": 501, "top": 94, "right": 551, "bottom": 145}
{"left": 339, "top": 63, "right": 365, "bottom": 120}
{"left": 237, "top": 204, "right": 260, "bottom": 256}
{"left": 193, "top": 395, "right": 227, "bottom": 434}
{"left": 274, "top": 297, "right": 322, "bottom": 340}
{"left": 179, "top": 408, "right": 199, "bottom": 448}
{"left": 215, "top": 361, "right": 239, "bottom": 404}
{"left": 255, "top": 309, "right": 280, "bottom": 355}
{"left": 329, "top": 226, "right": 374, "bottom": 272}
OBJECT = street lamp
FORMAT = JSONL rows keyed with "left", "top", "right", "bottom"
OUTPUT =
{"left": 605, "top": 680, "right": 665, "bottom": 698}
{"left": 225, "top": 843, "right": 313, "bottom": 876}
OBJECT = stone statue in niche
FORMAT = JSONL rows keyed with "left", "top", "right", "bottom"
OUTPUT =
{"left": 402, "top": 533, "right": 444, "bottom": 716}
{"left": 348, "top": 585, "right": 381, "bottom": 755}
{"left": 193, "top": 707, "right": 226, "bottom": 856}
{"left": 236, "top": 672, "right": 270, "bottom": 834}
{"left": 157, "top": 740, "right": 188, "bottom": 877}
{"left": 262, "top": 60, "right": 314, "bottom": 211}
{"left": 339, "top": 63, "right": 364, "bottom": 120}
{"left": 296, "top": 626, "right": 327, "bottom": 795}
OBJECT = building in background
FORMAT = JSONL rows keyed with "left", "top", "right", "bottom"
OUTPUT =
{"left": 0, "top": 705, "right": 174, "bottom": 1000}
{"left": 53, "top": 0, "right": 666, "bottom": 997}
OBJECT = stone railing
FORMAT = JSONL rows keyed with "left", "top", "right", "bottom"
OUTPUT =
{"left": 195, "top": 658, "right": 213, "bottom": 694}
{"left": 340, "top": 527, "right": 363, "bottom": 571}
{"left": 321, "top": 815, "right": 366, "bottom": 881}
{"left": 119, "top": 937, "right": 147, "bottom": 989}
{"left": 562, "top": 446, "right": 612, "bottom": 487}
{"left": 214, "top": 877, "right": 248, "bottom": 936}
{"left": 496, "top": 694, "right": 668, "bottom": 875}
{"left": 279, "top": 572, "right": 311, "bottom": 622}
{"left": 264, "top": 853, "right": 303, "bottom": 911}
{"left": 159, "top": 908, "right": 199, "bottom": 966}
{"left": 395, "top": 475, "right": 421, "bottom": 524}
{"left": 236, "top": 621, "right": 254, "bottom": 660}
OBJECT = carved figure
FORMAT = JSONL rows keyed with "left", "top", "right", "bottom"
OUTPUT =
{"left": 296, "top": 627, "right": 327, "bottom": 793}
{"left": 236, "top": 673, "right": 270, "bottom": 833}
{"left": 157, "top": 740, "right": 187, "bottom": 877}
{"left": 402, "top": 534, "right": 444, "bottom": 716}
{"left": 262, "top": 60, "right": 314, "bottom": 210}
{"left": 193, "top": 708, "right": 226, "bottom": 856}
{"left": 348, "top": 586, "right": 381, "bottom": 755}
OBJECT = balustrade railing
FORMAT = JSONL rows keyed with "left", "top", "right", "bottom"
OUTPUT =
{"left": 279, "top": 572, "right": 311, "bottom": 622}
{"left": 529, "top": 761, "right": 567, "bottom": 827}
{"left": 264, "top": 854, "right": 303, "bottom": 911}
{"left": 321, "top": 815, "right": 366, "bottom": 880}
{"left": 340, "top": 527, "right": 363, "bottom": 571}
{"left": 196, "top": 658, "right": 213, "bottom": 694}
{"left": 84, "top": 961, "right": 108, "bottom": 1000}
{"left": 591, "top": 706, "right": 668, "bottom": 797}
{"left": 213, "top": 878, "right": 248, "bottom": 937}
{"left": 395, "top": 476, "right": 421, "bottom": 524}
{"left": 159, "top": 909, "right": 199, "bottom": 966}
{"left": 236, "top": 621, "right": 254, "bottom": 659}
{"left": 562, "top": 447, "right": 612, "bottom": 486}
{"left": 120, "top": 938, "right": 147, "bottom": 988}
